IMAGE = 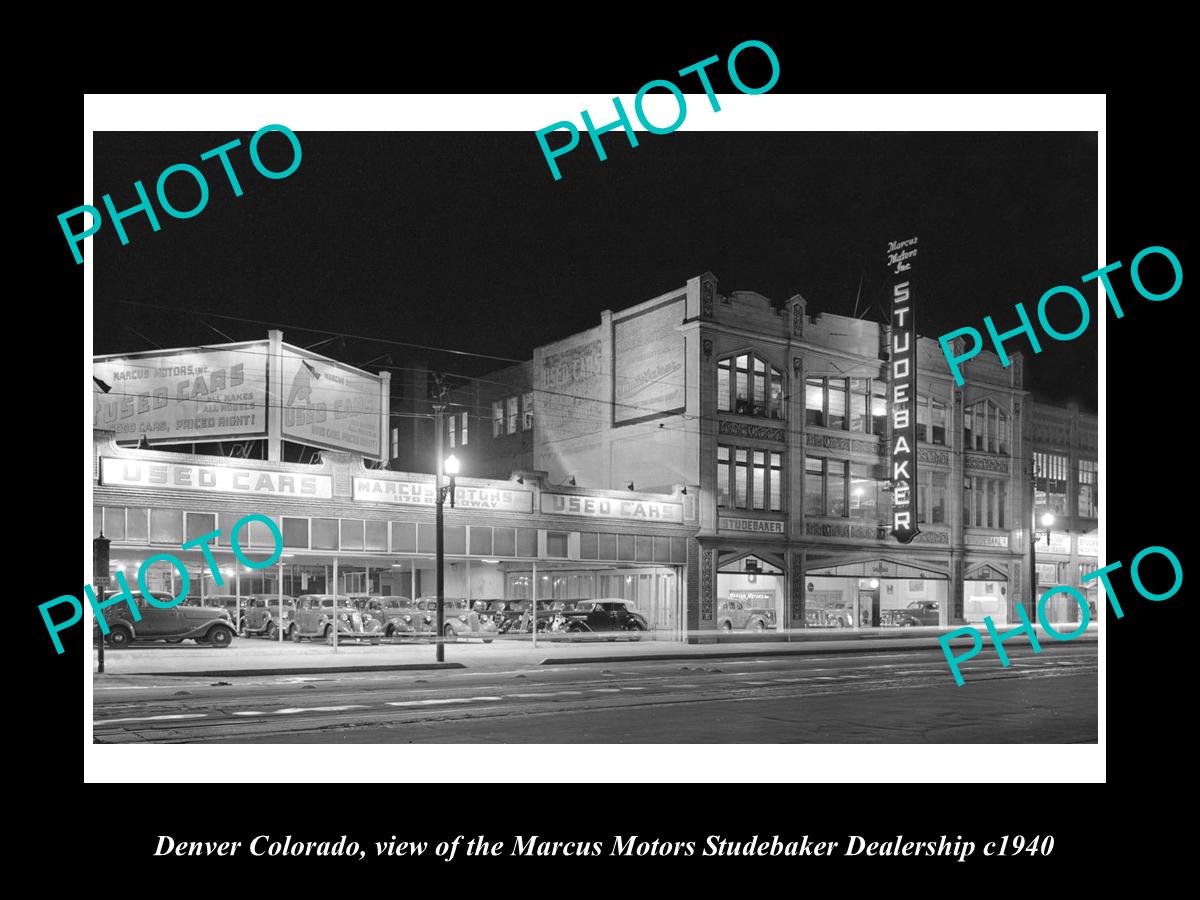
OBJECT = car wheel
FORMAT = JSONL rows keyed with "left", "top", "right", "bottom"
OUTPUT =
{"left": 208, "top": 625, "right": 235, "bottom": 648}
{"left": 237, "top": 618, "right": 246, "bottom": 635}
{"left": 443, "top": 624, "right": 457, "bottom": 641}
{"left": 264, "top": 620, "right": 277, "bottom": 639}
{"left": 165, "top": 637, "right": 183, "bottom": 644}
{"left": 106, "top": 627, "right": 133, "bottom": 649}
{"left": 721, "top": 621, "right": 733, "bottom": 631}
{"left": 324, "top": 626, "right": 335, "bottom": 646}
{"left": 753, "top": 620, "right": 766, "bottom": 632}
{"left": 385, "top": 624, "right": 395, "bottom": 638}
{"left": 289, "top": 624, "right": 302, "bottom": 643}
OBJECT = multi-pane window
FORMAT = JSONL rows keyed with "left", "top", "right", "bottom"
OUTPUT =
{"left": 459, "top": 411, "right": 469, "bottom": 446}
{"left": 964, "top": 400, "right": 1011, "bottom": 454}
{"left": 390, "top": 427, "right": 399, "bottom": 459}
{"left": 871, "top": 381, "right": 887, "bottom": 435}
{"left": 717, "top": 444, "right": 785, "bottom": 511}
{"left": 916, "top": 470, "right": 948, "bottom": 524}
{"left": 492, "top": 401, "right": 504, "bottom": 438}
{"left": 807, "top": 376, "right": 918, "bottom": 439}
{"left": 522, "top": 392, "right": 534, "bottom": 431}
{"left": 849, "top": 378, "right": 870, "bottom": 432}
{"left": 769, "top": 452, "right": 782, "bottom": 512}
{"left": 717, "top": 446, "right": 731, "bottom": 507}
{"left": 804, "top": 456, "right": 864, "bottom": 518}
{"left": 448, "top": 416, "right": 457, "bottom": 448}
{"left": 913, "top": 395, "right": 947, "bottom": 445}
{"left": 804, "top": 457, "right": 824, "bottom": 516}
{"left": 506, "top": 396, "right": 518, "bottom": 435}
{"left": 1034, "top": 451, "right": 1069, "bottom": 515}
{"left": 717, "top": 353, "right": 785, "bottom": 419}
{"left": 1078, "top": 459, "right": 1097, "bottom": 518}
{"left": 849, "top": 462, "right": 879, "bottom": 519}
{"left": 964, "top": 475, "right": 1010, "bottom": 529}
{"left": 734, "top": 448, "right": 748, "bottom": 507}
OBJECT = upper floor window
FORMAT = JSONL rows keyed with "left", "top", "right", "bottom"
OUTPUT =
{"left": 914, "top": 395, "right": 948, "bottom": 445}
{"left": 492, "top": 401, "right": 504, "bottom": 438}
{"left": 522, "top": 392, "right": 535, "bottom": 431}
{"left": 506, "top": 396, "right": 519, "bottom": 435}
{"left": 717, "top": 443, "right": 784, "bottom": 512}
{"left": 447, "top": 412, "right": 468, "bottom": 448}
{"left": 717, "top": 353, "right": 784, "bottom": 419}
{"left": 390, "top": 427, "right": 399, "bottom": 459}
{"left": 1034, "top": 451, "right": 1068, "bottom": 515}
{"left": 963, "top": 399, "right": 1011, "bottom": 454}
{"left": 1078, "top": 459, "right": 1097, "bottom": 519}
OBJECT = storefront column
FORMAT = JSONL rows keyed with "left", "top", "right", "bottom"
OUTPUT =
{"left": 788, "top": 548, "right": 806, "bottom": 640}
{"left": 331, "top": 556, "right": 339, "bottom": 651}
{"left": 531, "top": 560, "right": 538, "bottom": 649}
{"left": 277, "top": 560, "right": 285, "bottom": 642}
{"left": 235, "top": 567, "right": 241, "bottom": 636}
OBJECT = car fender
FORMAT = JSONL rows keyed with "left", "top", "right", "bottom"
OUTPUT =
{"left": 179, "top": 617, "right": 233, "bottom": 639}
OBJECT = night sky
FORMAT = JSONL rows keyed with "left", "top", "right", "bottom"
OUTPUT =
{"left": 93, "top": 130, "right": 1097, "bottom": 410}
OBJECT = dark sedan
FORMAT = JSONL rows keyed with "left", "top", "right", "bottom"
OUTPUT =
{"left": 559, "top": 599, "right": 648, "bottom": 637}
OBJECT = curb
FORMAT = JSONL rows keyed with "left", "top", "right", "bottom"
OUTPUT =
{"left": 539, "top": 635, "right": 1098, "bottom": 666}
{"left": 133, "top": 662, "right": 466, "bottom": 678}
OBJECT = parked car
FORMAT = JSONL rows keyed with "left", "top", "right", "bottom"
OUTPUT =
{"left": 892, "top": 600, "right": 940, "bottom": 627}
{"left": 717, "top": 598, "right": 776, "bottom": 632}
{"left": 185, "top": 595, "right": 245, "bottom": 632}
{"left": 819, "top": 602, "right": 854, "bottom": 628}
{"left": 560, "top": 599, "right": 648, "bottom": 636}
{"left": 288, "top": 595, "right": 382, "bottom": 644}
{"left": 353, "top": 596, "right": 416, "bottom": 637}
{"left": 412, "top": 597, "right": 496, "bottom": 642}
{"left": 98, "top": 591, "right": 237, "bottom": 648}
{"left": 243, "top": 594, "right": 296, "bottom": 638}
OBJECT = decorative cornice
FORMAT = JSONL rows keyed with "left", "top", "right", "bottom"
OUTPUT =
{"left": 719, "top": 419, "right": 786, "bottom": 443}
{"left": 965, "top": 453, "right": 1009, "bottom": 473}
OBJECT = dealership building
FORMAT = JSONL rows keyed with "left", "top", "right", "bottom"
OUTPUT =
{"left": 454, "top": 268, "right": 1099, "bottom": 637}
{"left": 91, "top": 332, "right": 691, "bottom": 638}
{"left": 92, "top": 265, "right": 1098, "bottom": 643}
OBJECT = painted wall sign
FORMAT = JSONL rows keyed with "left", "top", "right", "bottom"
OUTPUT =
{"left": 612, "top": 296, "right": 686, "bottom": 424}
{"left": 888, "top": 236, "right": 919, "bottom": 543}
{"left": 719, "top": 516, "right": 785, "bottom": 534}
{"left": 541, "top": 492, "right": 683, "bottom": 523}
{"left": 93, "top": 343, "right": 268, "bottom": 443}
{"left": 1078, "top": 533, "right": 1098, "bottom": 557}
{"left": 353, "top": 477, "right": 533, "bottom": 512}
{"left": 100, "top": 457, "right": 332, "bottom": 499}
{"left": 279, "top": 344, "right": 386, "bottom": 460}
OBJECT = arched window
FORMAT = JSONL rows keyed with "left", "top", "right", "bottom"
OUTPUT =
{"left": 963, "top": 399, "right": 1011, "bottom": 455}
{"left": 717, "top": 352, "right": 785, "bottom": 419}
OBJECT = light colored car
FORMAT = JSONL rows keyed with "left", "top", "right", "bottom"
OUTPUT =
{"left": 352, "top": 596, "right": 416, "bottom": 637}
{"left": 243, "top": 594, "right": 296, "bottom": 638}
{"left": 413, "top": 597, "right": 496, "bottom": 642}
{"left": 717, "top": 598, "right": 776, "bottom": 632}
{"left": 288, "top": 595, "right": 382, "bottom": 644}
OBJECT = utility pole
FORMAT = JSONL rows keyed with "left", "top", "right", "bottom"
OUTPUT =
{"left": 434, "top": 375, "right": 448, "bottom": 663}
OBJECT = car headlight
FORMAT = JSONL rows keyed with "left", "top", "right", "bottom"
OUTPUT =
{"left": 339, "top": 614, "right": 349, "bottom": 622}
{"left": 458, "top": 615, "right": 468, "bottom": 623}
{"left": 403, "top": 615, "right": 411, "bottom": 622}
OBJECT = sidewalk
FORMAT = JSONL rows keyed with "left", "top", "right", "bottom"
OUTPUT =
{"left": 91, "top": 625, "right": 1099, "bottom": 677}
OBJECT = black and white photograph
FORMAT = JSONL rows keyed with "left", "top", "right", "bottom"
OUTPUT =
{"left": 82, "top": 105, "right": 1102, "bottom": 752}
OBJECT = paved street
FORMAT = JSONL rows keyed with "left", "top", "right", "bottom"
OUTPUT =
{"left": 93, "top": 641, "right": 1097, "bottom": 743}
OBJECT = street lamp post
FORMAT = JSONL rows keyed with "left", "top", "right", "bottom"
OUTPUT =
{"left": 435, "top": 444, "right": 459, "bottom": 663}
{"left": 1030, "top": 510, "right": 1055, "bottom": 622}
